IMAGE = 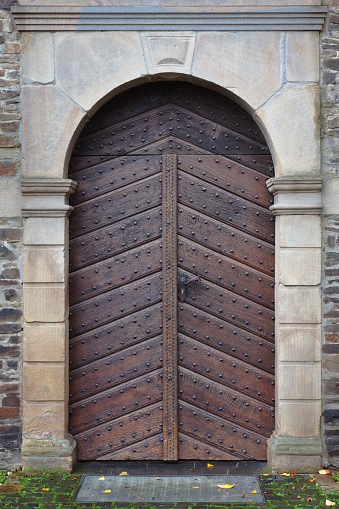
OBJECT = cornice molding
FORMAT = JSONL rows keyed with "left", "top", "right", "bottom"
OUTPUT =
{"left": 21, "top": 178, "right": 77, "bottom": 218}
{"left": 266, "top": 177, "right": 322, "bottom": 215}
{"left": 11, "top": 6, "right": 327, "bottom": 31}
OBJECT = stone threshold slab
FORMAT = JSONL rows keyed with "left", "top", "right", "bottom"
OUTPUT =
{"left": 75, "top": 475, "right": 264, "bottom": 504}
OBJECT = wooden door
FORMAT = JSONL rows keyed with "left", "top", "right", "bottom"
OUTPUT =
{"left": 68, "top": 82, "right": 275, "bottom": 462}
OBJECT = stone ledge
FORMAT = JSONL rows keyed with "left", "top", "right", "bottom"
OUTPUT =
{"left": 22, "top": 434, "right": 76, "bottom": 473}
{"left": 267, "top": 177, "right": 322, "bottom": 215}
{"left": 11, "top": 6, "right": 327, "bottom": 31}
{"left": 21, "top": 178, "right": 77, "bottom": 218}
{"left": 268, "top": 433, "right": 322, "bottom": 473}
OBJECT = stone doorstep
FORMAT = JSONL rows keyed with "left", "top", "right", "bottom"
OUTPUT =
{"left": 314, "top": 473, "right": 339, "bottom": 494}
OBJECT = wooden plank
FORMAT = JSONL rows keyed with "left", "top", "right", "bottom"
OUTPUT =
{"left": 69, "top": 370, "right": 163, "bottom": 435}
{"left": 100, "top": 434, "right": 164, "bottom": 460}
{"left": 178, "top": 433, "right": 239, "bottom": 460}
{"left": 162, "top": 153, "right": 179, "bottom": 461}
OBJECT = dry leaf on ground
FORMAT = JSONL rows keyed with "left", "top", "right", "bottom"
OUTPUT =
{"left": 103, "top": 490, "right": 111, "bottom": 494}
{"left": 250, "top": 490, "right": 257, "bottom": 494}
{"left": 99, "top": 477, "right": 105, "bottom": 481}
{"left": 119, "top": 472, "right": 128, "bottom": 476}
{"left": 217, "top": 484, "right": 234, "bottom": 489}
{"left": 320, "top": 469, "right": 331, "bottom": 475}
{"left": 326, "top": 500, "right": 336, "bottom": 506}
{"left": 207, "top": 463, "right": 214, "bottom": 467}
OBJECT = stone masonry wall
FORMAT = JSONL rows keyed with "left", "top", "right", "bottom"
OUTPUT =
{"left": 322, "top": 0, "right": 339, "bottom": 468}
{"left": 0, "top": 2, "right": 22, "bottom": 469}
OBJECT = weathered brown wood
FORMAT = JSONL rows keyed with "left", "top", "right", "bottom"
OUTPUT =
{"left": 179, "top": 402, "right": 267, "bottom": 460}
{"left": 70, "top": 303, "right": 162, "bottom": 369}
{"left": 69, "top": 370, "right": 163, "bottom": 435}
{"left": 68, "top": 81, "right": 275, "bottom": 461}
{"left": 75, "top": 403, "right": 163, "bottom": 460}
{"left": 162, "top": 154, "right": 179, "bottom": 461}
{"left": 179, "top": 367, "right": 274, "bottom": 437}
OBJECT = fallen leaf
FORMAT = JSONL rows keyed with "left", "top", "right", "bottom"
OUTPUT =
{"left": 217, "top": 489, "right": 221, "bottom": 492}
{"left": 71, "top": 477, "right": 77, "bottom": 481}
{"left": 226, "top": 492, "right": 230, "bottom": 495}
{"left": 207, "top": 463, "right": 214, "bottom": 468}
{"left": 291, "top": 473, "right": 297, "bottom": 476}
{"left": 262, "top": 474, "right": 269, "bottom": 476}
{"left": 250, "top": 490, "right": 257, "bottom": 494}
{"left": 307, "top": 497, "right": 313, "bottom": 502}
{"left": 192, "top": 469, "right": 196, "bottom": 472}
{"left": 241, "top": 493, "right": 246, "bottom": 498}
{"left": 281, "top": 473, "right": 291, "bottom": 477}
{"left": 320, "top": 469, "right": 331, "bottom": 475}
{"left": 99, "top": 477, "right": 105, "bottom": 481}
{"left": 42, "top": 488, "right": 49, "bottom": 491}
{"left": 192, "top": 487, "right": 200, "bottom": 489}
{"left": 292, "top": 486, "right": 296, "bottom": 490}
{"left": 248, "top": 500, "right": 252, "bottom": 503}
{"left": 309, "top": 478, "right": 316, "bottom": 483}
{"left": 103, "top": 490, "right": 111, "bottom": 494}
{"left": 326, "top": 500, "right": 336, "bottom": 506}
{"left": 264, "top": 491, "right": 271, "bottom": 495}
{"left": 156, "top": 478, "right": 162, "bottom": 480}
{"left": 217, "top": 484, "right": 234, "bottom": 489}
{"left": 301, "top": 485, "right": 306, "bottom": 491}
{"left": 119, "top": 472, "right": 128, "bottom": 476}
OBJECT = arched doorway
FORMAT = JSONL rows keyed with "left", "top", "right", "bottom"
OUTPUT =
{"left": 68, "top": 81, "right": 275, "bottom": 462}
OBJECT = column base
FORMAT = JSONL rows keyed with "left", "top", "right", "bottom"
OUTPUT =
{"left": 22, "top": 434, "right": 76, "bottom": 473}
{"left": 268, "top": 433, "right": 322, "bottom": 473}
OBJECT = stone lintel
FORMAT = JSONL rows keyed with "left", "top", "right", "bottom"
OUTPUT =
{"left": 22, "top": 435, "right": 76, "bottom": 473}
{"left": 267, "top": 177, "right": 322, "bottom": 215}
{"left": 268, "top": 434, "right": 322, "bottom": 473}
{"left": 21, "top": 178, "right": 77, "bottom": 218}
{"left": 11, "top": 6, "right": 327, "bottom": 32}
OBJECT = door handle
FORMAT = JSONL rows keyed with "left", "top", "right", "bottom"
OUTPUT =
{"left": 178, "top": 274, "right": 201, "bottom": 302}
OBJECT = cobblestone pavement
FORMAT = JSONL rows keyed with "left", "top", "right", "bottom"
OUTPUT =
{"left": 0, "top": 471, "right": 339, "bottom": 509}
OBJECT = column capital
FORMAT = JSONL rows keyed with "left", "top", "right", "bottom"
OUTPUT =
{"left": 266, "top": 177, "right": 322, "bottom": 215}
{"left": 21, "top": 178, "right": 77, "bottom": 218}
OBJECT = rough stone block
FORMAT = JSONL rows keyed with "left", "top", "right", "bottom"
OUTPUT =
{"left": 23, "top": 324, "right": 66, "bottom": 362}
{"left": 55, "top": 32, "right": 147, "bottom": 111}
{"left": 278, "top": 401, "right": 321, "bottom": 436}
{"left": 279, "top": 363, "right": 321, "bottom": 399}
{"left": 279, "top": 249, "right": 321, "bottom": 285}
{"left": 286, "top": 32, "right": 319, "bottom": 82}
{"left": 279, "top": 285, "right": 321, "bottom": 323}
{"left": 23, "top": 402, "right": 67, "bottom": 439}
{"left": 323, "top": 355, "right": 339, "bottom": 372}
{"left": 23, "top": 246, "right": 65, "bottom": 283}
{"left": 23, "top": 285, "right": 66, "bottom": 322}
{"left": 0, "top": 179, "right": 21, "bottom": 217}
{"left": 322, "top": 177, "right": 339, "bottom": 214}
{"left": 23, "top": 217, "right": 66, "bottom": 245}
{"left": 23, "top": 363, "right": 66, "bottom": 401}
{"left": 22, "top": 33, "right": 54, "bottom": 84}
{"left": 255, "top": 84, "right": 320, "bottom": 176}
{"left": 278, "top": 215, "right": 321, "bottom": 248}
{"left": 22, "top": 85, "right": 86, "bottom": 178}
{"left": 193, "top": 31, "right": 281, "bottom": 111}
{"left": 279, "top": 325, "right": 321, "bottom": 362}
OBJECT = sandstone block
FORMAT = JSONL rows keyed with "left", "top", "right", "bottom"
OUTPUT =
{"left": 277, "top": 401, "right": 321, "bottom": 437}
{"left": 22, "top": 33, "right": 54, "bottom": 84}
{"left": 286, "top": 32, "right": 319, "bottom": 82}
{"left": 255, "top": 84, "right": 320, "bottom": 176}
{"left": 23, "top": 363, "right": 66, "bottom": 401}
{"left": 23, "top": 285, "right": 66, "bottom": 323}
{"left": 55, "top": 32, "right": 147, "bottom": 111}
{"left": 279, "top": 248, "right": 321, "bottom": 285}
{"left": 0, "top": 179, "right": 21, "bottom": 217}
{"left": 23, "top": 246, "right": 65, "bottom": 283}
{"left": 279, "top": 325, "right": 321, "bottom": 362}
{"left": 22, "top": 85, "right": 86, "bottom": 178}
{"left": 23, "top": 402, "right": 67, "bottom": 439}
{"left": 23, "top": 324, "right": 66, "bottom": 362}
{"left": 193, "top": 31, "right": 281, "bottom": 111}
{"left": 278, "top": 215, "right": 321, "bottom": 248}
{"left": 279, "top": 363, "right": 321, "bottom": 400}
{"left": 23, "top": 217, "right": 66, "bottom": 245}
{"left": 323, "top": 354, "right": 339, "bottom": 372}
{"left": 279, "top": 285, "right": 321, "bottom": 323}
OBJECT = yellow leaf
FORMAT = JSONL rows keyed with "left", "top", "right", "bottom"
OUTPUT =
{"left": 217, "top": 484, "right": 234, "bottom": 489}
{"left": 320, "top": 469, "right": 331, "bottom": 475}
{"left": 326, "top": 500, "right": 336, "bottom": 506}
{"left": 309, "top": 478, "right": 316, "bottom": 483}
{"left": 192, "top": 487, "right": 199, "bottom": 489}
{"left": 42, "top": 488, "right": 49, "bottom": 491}
{"left": 99, "top": 477, "right": 105, "bottom": 481}
{"left": 281, "top": 473, "right": 290, "bottom": 477}
{"left": 119, "top": 472, "right": 128, "bottom": 476}
{"left": 250, "top": 490, "right": 257, "bottom": 494}
{"left": 103, "top": 490, "right": 111, "bottom": 494}
{"left": 207, "top": 463, "right": 214, "bottom": 468}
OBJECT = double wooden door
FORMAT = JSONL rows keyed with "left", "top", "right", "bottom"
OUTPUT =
{"left": 68, "top": 82, "right": 275, "bottom": 461}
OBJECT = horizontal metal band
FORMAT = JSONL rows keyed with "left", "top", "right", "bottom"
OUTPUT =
{"left": 11, "top": 6, "right": 327, "bottom": 31}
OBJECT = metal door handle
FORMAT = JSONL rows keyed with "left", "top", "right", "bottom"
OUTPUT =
{"left": 178, "top": 274, "right": 201, "bottom": 302}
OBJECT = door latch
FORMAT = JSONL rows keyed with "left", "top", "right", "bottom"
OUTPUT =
{"left": 178, "top": 274, "right": 201, "bottom": 302}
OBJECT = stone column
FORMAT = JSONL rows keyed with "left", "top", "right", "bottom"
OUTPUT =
{"left": 21, "top": 178, "right": 76, "bottom": 472}
{"left": 266, "top": 177, "right": 323, "bottom": 473}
